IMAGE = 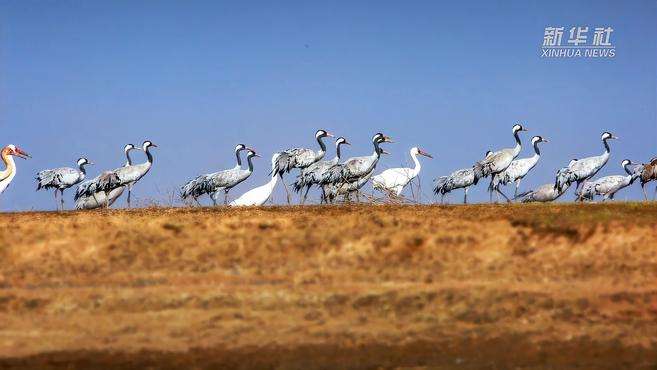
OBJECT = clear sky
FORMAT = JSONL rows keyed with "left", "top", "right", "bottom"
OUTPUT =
{"left": 1, "top": 0, "right": 655, "bottom": 210}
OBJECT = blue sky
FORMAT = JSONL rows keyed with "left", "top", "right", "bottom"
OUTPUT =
{"left": 1, "top": 1, "right": 655, "bottom": 210}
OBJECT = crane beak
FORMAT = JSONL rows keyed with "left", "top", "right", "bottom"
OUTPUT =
{"left": 542, "top": 138, "right": 550, "bottom": 143}
{"left": 14, "top": 147, "right": 31, "bottom": 159}
{"left": 343, "top": 140, "right": 351, "bottom": 145}
{"left": 253, "top": 153, "right": 261, "bottom": 158}
{"left": 612, "top": 135, "right": 619, "bottom": 140}
{"left": 326, "top": 132, "right": 335, "bottom": 138}
{"left": 419, "top": 149, "right": 433, "bottom": 158}
{"left": 380, "top": 149, "right": 390, "bottom": 155}
{"left": 150, "top": 143, "right": 158, "bottom": 148}
{"left": 383, "top": 136, "right": 393, "bottom": 143}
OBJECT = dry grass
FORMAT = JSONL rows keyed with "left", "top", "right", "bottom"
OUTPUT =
{"left": 1, "top": 203, "right": 656, "bottom": 369}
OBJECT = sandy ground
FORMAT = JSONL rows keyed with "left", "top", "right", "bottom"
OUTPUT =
{"left": 0, "top": 203, "right": 656, "bottom": 369}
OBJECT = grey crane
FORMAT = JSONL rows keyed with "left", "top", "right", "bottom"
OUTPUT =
{"left": 182, "top": 148, "right": 260, "bottom": 206}
{"left": 434, "top": 151, "right": 492, "bottom": 204}
{"left": 271, "top": 129, "right": 334, "bottom": 203}
{"left": 85, "top": 140, "right": 157, "bottom": 207}
{"left": 74, "top": 144, "right": 140, "bottom": 209}
{"left": 293, "top": 136, "right": 350, "bottom": 204}
{"left": 324, "top": 144, "right": 390, "bottom": 203}
{"left": 517, "top": 160, "right": 578, "bottom": 203}
{"left": 490, "top": 135, "right": 548, "bottom": 200}
{"left": 36, "top": 157, "right": 93, "bottom": 210}
{"left": 180, "top": 144, "right": 250, "bottom": 205}
{"left": 321, "top": 133, "right": 392, "bottom": 186}
{"left": 517, "top": 182, "right": 571, "bottom": 203}
{"left": 554, "top": 131, "right": 618, "bottom": 200}
{"left": 578, "top": 159, "right": 640, "bottom": 201}
{"left": 473, "top": 123, "right": 528, "bottom": 202}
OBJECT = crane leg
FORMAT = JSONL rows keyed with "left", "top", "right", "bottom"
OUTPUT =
{"left": 224, "top": 190, "right": 229, "bottom": 205}
{"left": 653, "top": 185, "right": 657, "bottom": 201}
{"left": 60, "top": 189, "right": 65, "bottom": 211}
{"left": 464, "top": 188, "right": 468, "bottom": 204}
{"left": 53, "top": 189, "right": 59, "bottom": 211}
{"left": 514, "top": 180, "right": 521, "bottom": 199}
{"left": 280, "top": 174, "right": 291, "bottom": 204}
{"left": 301, "top": 186, "right": 310, "bottom": 205}
{"left": 641, "top": 183, "right": 648, "bottom": 200}
{"left": 127, "top": 185, "right": 133, "bottom": 208}
{"left": 497, "top": 188, "right": 511, "bottom": 203}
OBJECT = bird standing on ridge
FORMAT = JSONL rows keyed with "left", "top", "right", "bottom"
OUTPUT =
{"left": 230, "top": 154, "right": 280, "bottom": 207}
{"left": 490, "top": 135, "right": 548, "bottom": 200}
{"left": 554, "top": 131, "right": 617, "bottom": 200}
{"left": 36, "top": 157, "right": 93, "bottom": 210}
{"left": 293, "top": 136, "right": 350, "bottom": 204}
{"left": 181, "top": 146, "right": 259, "bottom": 206}
{"left": 180, "top": 144, "right": 251, "bottom": 205}
{"left": 639, "top": 157, "right": 657, "bottom": 200}
{"left": 372, "top": 146, "right": 432, "bottom": 198}
{"left": 79, "top": 140, "right": 157, "bottom": 208}
{"left": 75, "top": 144, "right": 140, "bottom": 210}
{"left": 322, "top": 133, "right": 392, "bottom": 202}
{"left": 271, "top": 129, "right": 334, "bottom": 203}
{"left": 0, "top": 145, "right": 31, "bottom": 207}
{"left": 473, "top": 123, "right": 528, "bottom": 202}
{"left": 434, "top": 151, "right": 492, "bottom": 204}
{"left": 578, "top": 159, "right": 640, "bottom": 201}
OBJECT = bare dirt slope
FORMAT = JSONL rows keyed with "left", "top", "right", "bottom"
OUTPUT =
{"left": 1, "top": 204, "right": 656, "bottom": 369}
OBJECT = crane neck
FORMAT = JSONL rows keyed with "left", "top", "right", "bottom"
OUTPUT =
{"left": 235, "top": 149, "right": 243, "bottom": 167}
{"left": 0, "top": 151, "right": 16, "bottom": 181}
{"left": 532, "top": 141, "right": 542, "bottom": 157}
{"left": 410, "top": 151, "right": 422, "bottom": 177}
{"left": 372, "top": 140, "right": 382, "bottom": 159}
{"left": 246, "top": 155, "right": 255, "bottom": 172}
{"left": 316, "top": 135, "right": 327, "bottom": 158}
{"left": 124, "top": 150, "right": 134, "bottom": 167}
{"left": 512, "top": 130, "right": 522, "bottom": 156}
{"left": 602, "top": 138, "right": 611, "bottom": 154}
{"left": 335, "top": 142, "right": 345, "bottom": 161}
{"left": 79, "top": 163, "right": 88, "bottom": 175}
{"left": 145, "top": 147, "right": 154, "bottom": 164}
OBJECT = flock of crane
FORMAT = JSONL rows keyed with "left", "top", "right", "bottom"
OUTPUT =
{"left": 1, "top": 124, "right": 656, "bottom": 211}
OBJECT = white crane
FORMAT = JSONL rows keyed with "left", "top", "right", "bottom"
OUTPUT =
{"left": 0, "top": 145, "right": 31, "bottom": 207}
{"left": 473, "top": 123, "right": 528, "bottom": 202}
{"left": 180, "top": 144, "right": 251, "bottom": 205}
{"left": 74, "top": 144, "right": 141, "bottom": 210}
{"left": 271, "top": 129, "right": 334, "bottom": 203}
{"left": 490, "top": 135, "right": 548, "bottom": 200}
{"left": 293, "top": 137, "right": 350, "bottom": 204}
{"left": 36, "top": 158, "right": 93, "bottom": 210}
{"left": 230, "top": 154, "right": 280, "bottom": 207}
{"left": 554, "top": 131, "right": 618, "bottom": 200}
{"left": 578, "top": 159, "right": 640, "bottom": 201}
{"left": 434, "top": 151, "right": 492, "bottom": 204}
{"left": 372, "top": 147, "right": 432, "bottom": 198}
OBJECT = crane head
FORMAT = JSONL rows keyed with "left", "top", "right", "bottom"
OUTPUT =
{"left": 143, "top": 140, "right": 158, "bottom": 150}
{"left": 512, "top": 123, "right": 528, "bottom": 133}
{"left": 411, "top": 147, "right": 433, "bottom": 159}
{"left": 234, "top": 144, "right": 247, "bottom": 153}
{"left": 316, "top": 129, "right": 334, "bottom": 139}
{"left": 602, "top": 132, "right": 618, "bottom": 140}
{"left": 336, "top": 137, "right": 350, "bottom": 146}
{"left": 77, "top": 157, "right": 93, "bottom": 166}
{"left": 532, "top": 136, "right": 549, "bottom": 144}
{"left": 5, "top": 144, "right": 31, "bottom": 159}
